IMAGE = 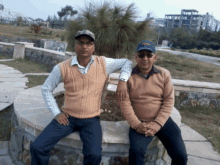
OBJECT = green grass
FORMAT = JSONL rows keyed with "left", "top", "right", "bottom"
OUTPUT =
{"left": 0, "top": 57, "right": 51, "bottom": 73}
{"left": 179, "top": 106, "right": 220, "bottom": 154}
{"left": 0, "top": 54, "right": 50, "bottom": 89}
{"left": 26, "top": 75, "right": 48, "bottom": 88}
{"left": 0, "top": 53, "right": 11, "bottom": 59}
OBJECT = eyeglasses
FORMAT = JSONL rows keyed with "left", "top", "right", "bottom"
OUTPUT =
{"left": 138, "top": 52, "right": 153, "bottom": 58}
{"left": 76, "top": 41, "right": 94, "bottom": 46}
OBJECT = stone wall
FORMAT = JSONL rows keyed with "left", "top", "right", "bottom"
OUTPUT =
{"left": 0, "top": 42, "right": 14, "bottom": 58}
{"left": 0, "top": 36, "right": 67, "bottom": 52}
{"left": 175, "top": 91, "right": 220, "bottom": 109}
{"left": 40, "top": 39, "right": 68, "bottom": 52}
{"left": 24, "top": 47, "right": 67, "bottom": 70}
{"left": 0, "top": 36, "right": 41, "bottom": 47}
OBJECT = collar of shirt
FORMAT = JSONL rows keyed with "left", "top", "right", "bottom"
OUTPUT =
{"left": 70, "top": 55, "right": 95, "bottom": 68}
{"left": 131, "top": 65, "right": 161, "bottom": 79}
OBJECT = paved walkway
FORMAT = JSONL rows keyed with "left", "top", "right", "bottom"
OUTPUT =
{"left": 157, "top": 47, "right": 220, "bottom": 66}
{"left": 0, "top": 60, "right": 220, "bottom": 164}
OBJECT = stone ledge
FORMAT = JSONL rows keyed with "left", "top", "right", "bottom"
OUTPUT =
{"left": 25, "top": 47, "right": 65, "bottom": 56}
{"left": 14, "top": 83, "right": 181, "bottom": 150}
{"left": 0, "top": 42, "right": 15, "bottom": 46}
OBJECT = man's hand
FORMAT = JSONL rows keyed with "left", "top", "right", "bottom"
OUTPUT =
{"left": 145, "top": 122, "right": 161, "bottom": 137}
{"left": 55, "top": 112, "right": 69, "bottom": 126}
{"left": 136, "top": 123, "right": 148, "bottom": 135}
{"left": 116, "top": 80, "right": 127, "bottom": 101}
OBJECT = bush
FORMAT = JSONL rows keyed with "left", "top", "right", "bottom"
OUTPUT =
{"left": 61, "top": 33, "right": 65, "bottom": 41}
{"left": 31, "top": 23, "right": 42, "bottom": 36}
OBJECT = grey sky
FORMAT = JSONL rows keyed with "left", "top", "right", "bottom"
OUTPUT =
{"left": 0, "top": 0, "right": 220, "bottom": 21}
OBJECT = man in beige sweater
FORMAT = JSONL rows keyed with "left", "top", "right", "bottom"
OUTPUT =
{"left": 118, "top": 40, "right": 187, "bottom": 165}
{"left": 30, "top": 30, "right": 132, "bottom": 165}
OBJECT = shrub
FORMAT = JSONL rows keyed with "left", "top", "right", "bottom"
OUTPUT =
{"left": 61, "top": 34, "right": 65, "bottom": 41}
{"left": 31, "top": 23, "right": 42, "bottom": 36}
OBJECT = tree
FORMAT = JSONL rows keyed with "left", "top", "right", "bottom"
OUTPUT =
{"left": 16, "top": 16, "right": 23, "bottom": 26}
{"left": 67, "top": 1, "right": 151, "bottom": 58}
{"left": 0, "top": 4, "right": 4, "bottom": 11}
{"left": 0, "top": 4, "right": 4, "bottom": 24}
{"left": 57, "top": 5, "right": 78, "bottom": 20}
{"left": 57, "top": 11, "right": 66, "bottom": 20}
{"left": 46, "top": 15, "right": 51, "bottom": 22}
{"left": 35, "top": 18, "right": 44, "bottom": 24}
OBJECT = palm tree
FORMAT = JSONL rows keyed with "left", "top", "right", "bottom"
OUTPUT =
{"left": 67, "top": 1, "right": 152, "bottom": 58}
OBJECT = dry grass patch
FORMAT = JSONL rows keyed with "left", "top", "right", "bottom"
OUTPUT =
{"left": 0, "top": 24, "right": 66, "bottom": 41}
{"left": 130, "top": 51, "right": 220, "bottom": 83}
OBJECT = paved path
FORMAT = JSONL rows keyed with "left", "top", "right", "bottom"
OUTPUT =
{"left": 0, "top": 60, "right": 220, "bottom": 164}
{"left": 157, "top": 47, "right": 220, "bottom": 66}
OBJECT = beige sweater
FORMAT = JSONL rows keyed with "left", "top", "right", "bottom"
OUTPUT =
{"left": 59, "top": 56, "right": 108, "bottom": 118}
{"left": 118, "top": 65, "right": 174, "bottom": 129}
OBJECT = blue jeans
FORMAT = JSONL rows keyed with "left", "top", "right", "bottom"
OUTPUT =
{"left": 129, "top": 117, "right": 188, "bottom": 165}
{"left": 30, "top": 116, "right": 102, "bottom": 165}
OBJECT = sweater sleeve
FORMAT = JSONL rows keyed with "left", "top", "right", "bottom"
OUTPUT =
{"left": 117, "top": 81, "right": 141, "bottom": 130}
{"left": 154, "top": 72, "right": 174, "bottom": 126}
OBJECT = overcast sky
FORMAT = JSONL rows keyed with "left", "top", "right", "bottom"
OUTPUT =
{"left": 0, "top": 0, "right": 220, "bottom": 21}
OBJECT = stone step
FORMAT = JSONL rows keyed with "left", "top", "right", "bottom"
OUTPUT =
{"left": 0, "top": 73, "right": 25, "bottom": 78}
{"left": 0, "top": 77, "right": 28, "bottom": 83}
{"left": 0, "top": 70, "right": 22, "bottom": 74}
{"left": 180, "top": 125, "right": 207, "bottom": 141}
{"left": 24, "top": 73, "right": 50, "bottom": 76}
{"left": 185, "top": 141, "right": 220, "bottom": 162}
{"left": 0, "top": 82, "right": 27, "bottom": 88}
{"left": 188, "top": 155, "right": 220, "bottom": 165}
{"left": 0, "top": 59, "right": 14, "bottom": 62}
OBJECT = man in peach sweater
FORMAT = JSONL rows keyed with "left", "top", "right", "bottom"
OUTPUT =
{"left": 118, "top": 40, "right": 188, "bottom": 165}
{"left": 30, "top": 30, "right": 132, "bottom": 165}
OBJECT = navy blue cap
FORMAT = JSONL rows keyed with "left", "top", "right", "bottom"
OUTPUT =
{"left": 136, "top": 40, "right": 156, "bottom": 53}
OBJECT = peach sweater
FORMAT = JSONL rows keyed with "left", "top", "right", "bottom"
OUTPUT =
{"left": 118, "top": 65, "right": 174, "bottom": 129}
{"left": 59, "top": 56, "right": 108, "bottom": 118}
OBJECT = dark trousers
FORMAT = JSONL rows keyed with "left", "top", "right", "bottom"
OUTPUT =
{"left": 129, "top": 117, "right": 188, "bottom": 165}
{"left": 30, "top": 116, "right": 102, "bottom": 165}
